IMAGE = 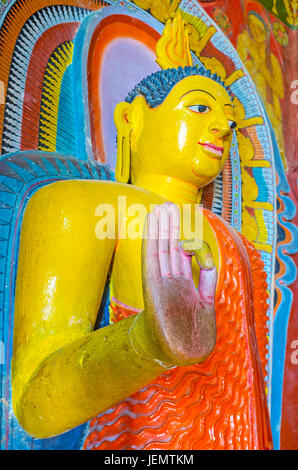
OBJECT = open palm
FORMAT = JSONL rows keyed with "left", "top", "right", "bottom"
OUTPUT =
{"left": 142, "top": 203, "right": 217, "bottom": 367}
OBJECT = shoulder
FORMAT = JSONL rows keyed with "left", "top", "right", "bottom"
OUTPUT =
{"left": 23, "top": 180, "right": 165, "bottom": 237}
{"left": 24, "top": 180, "right": 122, "bottom": 227}
{"left": 22, "top": 180, "right": 109, "bottom": 241}
{"left": 27, "top": 180, "right": 165, "bottom": 211}
{"left": 26, "top": 180, "right": 108, "bottom": 212}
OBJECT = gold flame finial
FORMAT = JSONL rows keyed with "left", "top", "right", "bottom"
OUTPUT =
{"left": 156, "top": 11, "right": 193, "bottom": 69}
{"left": 155, "top": 9, "right": 244, "bottom": 89}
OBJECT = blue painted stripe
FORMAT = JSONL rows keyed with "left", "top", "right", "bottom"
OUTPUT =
{"left": 269, "top": 126, "right": 297, "bottom": 450}
{"left": 253, "top": 167, "right": 269, "bottom": 202}
{"left": 57, "top": 65, "right": 76, "bottom": 155}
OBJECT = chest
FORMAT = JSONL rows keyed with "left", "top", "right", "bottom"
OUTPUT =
{"left": 110, "top": 235, "right": 202, "bottom": 311}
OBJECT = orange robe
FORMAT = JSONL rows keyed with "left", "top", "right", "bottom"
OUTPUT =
{"left": 84, "top": 210, "right": 273, "bottom": 450}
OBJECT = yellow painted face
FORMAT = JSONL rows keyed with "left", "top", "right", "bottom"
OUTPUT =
{"left": 248, "top": 15, "right": 267, "bottom": 43}
{"left": 131, "top": 75, "right": 236, "bottom": 187}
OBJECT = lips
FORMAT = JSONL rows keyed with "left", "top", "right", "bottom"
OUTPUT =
{"left": 199, "top": 142, "right": 224, "bottom": 158}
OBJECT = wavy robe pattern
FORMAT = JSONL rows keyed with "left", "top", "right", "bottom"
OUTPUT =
{"left": 84, "top": 210, "right": 272, "bottom": 450}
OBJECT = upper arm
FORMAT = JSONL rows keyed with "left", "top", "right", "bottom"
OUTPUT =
{"left": 12, "top": 181, "right": 116, "bottom": 406}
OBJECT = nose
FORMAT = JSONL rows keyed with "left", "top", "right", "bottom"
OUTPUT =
{"left": 208, "top": 119, "right": 231, "bottom": 139}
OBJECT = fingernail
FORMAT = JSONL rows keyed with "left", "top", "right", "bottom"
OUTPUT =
{"left": 180, "top": 240, "right": 215, "bottom": 270}
{"left": 195, "top": 244, "right": 215, "bottom": 270}
{"left": 179, "top": 239, "right": 203, "bottom": 254}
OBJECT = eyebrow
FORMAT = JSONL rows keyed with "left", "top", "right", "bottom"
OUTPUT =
{"left": 179, "top": 89, "right": 216, "bottom": 100}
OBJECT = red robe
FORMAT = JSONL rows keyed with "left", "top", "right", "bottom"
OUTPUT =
{"left": 84, "top": 210, "right": 272, "bottom": 450}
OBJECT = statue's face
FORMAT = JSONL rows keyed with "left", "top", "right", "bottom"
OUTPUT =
{"left": 130, "top": 75, "right": 236, "bottom": 188}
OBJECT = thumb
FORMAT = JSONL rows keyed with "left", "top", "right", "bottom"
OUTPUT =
{"left": 180, "top": 240, "right": 217, "bottom": 304}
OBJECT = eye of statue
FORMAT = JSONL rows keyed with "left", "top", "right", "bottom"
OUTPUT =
{"left": 228, "top": 120, "right": 237, "bottom": 130}
{"left": 188, "top": 105, "right": 210, "bottom": 114}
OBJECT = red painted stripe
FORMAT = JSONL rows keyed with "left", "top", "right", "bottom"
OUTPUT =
{"left": 20, "top": 22, "right": 79, "bottom": 150}
{"left": 87, "top": 14, "right": 160, "bottom": 162}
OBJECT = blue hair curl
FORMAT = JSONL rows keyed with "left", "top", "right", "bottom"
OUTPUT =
{"left": 125, "top": 66, "right": 233, "bottom": 108}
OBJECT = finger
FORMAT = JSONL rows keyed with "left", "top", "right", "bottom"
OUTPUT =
{"left": 195, "top": 243, "right": 217, "bottom": 303}
{"left": 156, "top": 205, "right": 172, "bottom": 277}
{"left": 168, "top": 203, "right": 183, "bottom": 276}
{"left": 194, "top": 241, "right": 215, "bottom": 270}
{"left": 142, "top": 211, "right": 161, "bottom": 281}
{"left": 180, "top": 251, "right": 193, "bottom": 280}
{"left": 179, "top": 239, "right": 202, "bottom": 281}
{"left": 197, "top": 266, "right": 217, "bottom": 304}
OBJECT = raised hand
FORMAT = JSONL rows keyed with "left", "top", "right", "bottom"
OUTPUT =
{"left": 141, "top": 203, "right": 217, "bottom": 367}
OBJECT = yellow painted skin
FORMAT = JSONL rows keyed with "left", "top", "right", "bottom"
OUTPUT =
{"left": 12, "top": 76, "right": 236, "bottom": 438}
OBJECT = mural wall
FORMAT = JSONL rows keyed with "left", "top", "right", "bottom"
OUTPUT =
{"left": 198, "top": 0, "right": 297, "bottom": 451}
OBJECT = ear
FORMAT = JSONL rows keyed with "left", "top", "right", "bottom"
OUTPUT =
{"left": 114, "top": 102, "right": 133, "bottom": 183}
{"left": 114, "top": 101, "right": 133, "bottom": 135}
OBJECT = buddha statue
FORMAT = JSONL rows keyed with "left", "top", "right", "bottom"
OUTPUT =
{"left": 10, "top": 13, "right": 272, "bottom": 450}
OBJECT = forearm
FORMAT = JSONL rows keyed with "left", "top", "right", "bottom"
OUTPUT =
{"left": 14, "top": 312, "right": 166, "bottom": 439}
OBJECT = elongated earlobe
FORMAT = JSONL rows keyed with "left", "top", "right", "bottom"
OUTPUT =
{"left": 115, "top": 131, "right": 131, "bottom": 183}
{"left": 114, "top": 102, "right": 132, "bottom": 183}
